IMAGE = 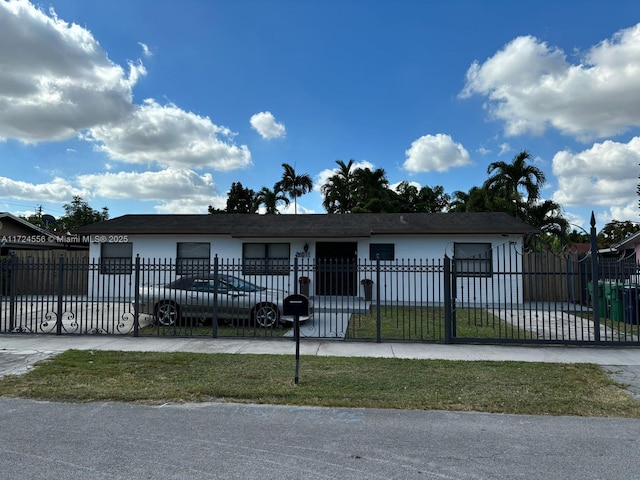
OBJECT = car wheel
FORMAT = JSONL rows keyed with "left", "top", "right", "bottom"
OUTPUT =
{"left": 155, "top": 301, "right": 180, "bottom": 326}
{"left": 252, "top": 303, "right": 279, "bottom": 328}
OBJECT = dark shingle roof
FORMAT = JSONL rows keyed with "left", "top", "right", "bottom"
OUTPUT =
{"left": 73, "top": 212, "right": 537, "bottom": 238}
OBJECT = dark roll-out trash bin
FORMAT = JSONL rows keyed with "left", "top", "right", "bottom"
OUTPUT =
{"left": 604, "top": 282, "right": 625, "bottom": 322}
{"left": 588, "top": 281, "right": 606, "bottom": 317}
{"left": 622, "top": 286, "right": 640, "bottom": 325}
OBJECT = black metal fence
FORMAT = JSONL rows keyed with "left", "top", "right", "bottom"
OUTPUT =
{"left": 1, "top": 246, "right": 639, "bottom": 345}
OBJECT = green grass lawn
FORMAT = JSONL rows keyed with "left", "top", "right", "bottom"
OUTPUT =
{"left": 347, "top": 306, "right": 535, "bottom": 341}
{"left": 1, "top": 349, "right": 639, "bottom": 417}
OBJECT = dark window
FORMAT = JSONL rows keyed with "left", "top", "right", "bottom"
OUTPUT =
{"left": 177, "top": 242, "right": 210, "bottom": 275}
{"left": 369, "top": 243, "right": 395, "bottom": 261}
{"left": 243, "top": 243, "right": 290, "bottom": 275}
{"left": 454, "top": 243, "right": 492, "bottom": 276}
{"left": 101, "top": 242, "right": 133, "bottom": 274}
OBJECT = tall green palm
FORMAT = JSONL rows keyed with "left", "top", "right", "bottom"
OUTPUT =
{"left": 276, "top": 163, "right": 313, "bottom": 214}
{"left": 449, "top": 185, "right": 518, "bottom": 216}
{"left": 256, "top": 186, "right": 290, "bottom": 214}
{"left": 322, "top": 159, "right": 356, "bottom": 213}
{"left": 350, "top": 167, "right": 400, "bottom": 213}
{"left": 353, "top": 167, "right": 389, "bottom": 204}
{"left": 484, "top": 150, "right": 546, "bottom": 206}
{"left": 448, "top": 189, "right": 471, "bottom": 212}
{"left": 524, "top": 199, "right": 569, "bottom": 237}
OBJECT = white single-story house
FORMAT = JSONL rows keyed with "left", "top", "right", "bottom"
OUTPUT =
{"left": 73, "top": 212, "right": 537, "bottom": 304}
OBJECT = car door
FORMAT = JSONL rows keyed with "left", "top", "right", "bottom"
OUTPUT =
{"left": 216, "top": 278, "right": 251, "bottom": 322}
{"left": 184, "top": 279, "right": 216, "bottom": 319}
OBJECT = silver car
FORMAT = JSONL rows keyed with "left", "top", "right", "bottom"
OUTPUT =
{"left": 137, "top": 274, "right": 312, "bottom": 328}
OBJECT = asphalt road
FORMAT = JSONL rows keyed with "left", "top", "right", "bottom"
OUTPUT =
{"left": 1, "top": 397, "right": 639, "bottom": 480}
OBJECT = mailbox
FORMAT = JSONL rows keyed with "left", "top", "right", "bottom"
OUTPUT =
{"left": 283, "top": 294, "right": 309, "bottom": 317}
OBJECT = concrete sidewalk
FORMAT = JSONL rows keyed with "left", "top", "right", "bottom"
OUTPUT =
{"left": 1, "top": 334, "right": 640, "bottom": 363}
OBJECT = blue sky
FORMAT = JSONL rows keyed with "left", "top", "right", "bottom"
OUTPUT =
{"left": 2, "top": 0, "right": 640, "bottom": 230}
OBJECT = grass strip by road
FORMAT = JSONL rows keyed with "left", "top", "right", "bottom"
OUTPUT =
{"left": 1, "top": 350, "right": 639, "bottom": 417}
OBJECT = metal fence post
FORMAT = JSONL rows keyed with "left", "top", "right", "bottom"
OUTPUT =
{"left": 56, "top": 255, "right": 64, "bottom": 335}
{"left": 133, "top": 255, "right": 140, "bottom": 337}
{"left": 7, "top": 253, "right": 17, "bottom": 332}
{"left": 212, "top": 254, "right": 219, "bottom": 338}
{"left": 590, "top": 212, "right": 601, "bottom": 342}
{"left": 376, "top": 254, "right": 381, "bottom": 343}
{"left": 294, "top": 256, "right": 299, "bottom": 294}
{"left": 444, "top": 255, "right": 452, "bottom": 344}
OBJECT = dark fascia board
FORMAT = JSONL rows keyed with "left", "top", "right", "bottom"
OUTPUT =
{"left": 72, "top": 212, "right": 538, "bottom": 237}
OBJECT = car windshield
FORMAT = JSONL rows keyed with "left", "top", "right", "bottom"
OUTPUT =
{"left": 221, "top": 276, "right": 263, "bottom": 292}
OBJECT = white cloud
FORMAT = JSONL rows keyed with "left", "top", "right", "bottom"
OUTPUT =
{"left": 461, "top": 24, "right": 640, "bottom": 140}
{"left": 138, "top": 42, "right": 152, "bottom": 57}
{"left": 86, "top": 99, "right": 252, "bottom": 170}
{"left": 250, "top": 111, "right": 286, "bottom": 139}
{"left": 0, "top": 0, "right": 143, "bottom": 142}
{"left": 154, "top": 197, "right": 221, "bottom": 214}
{"left": 552, "top": 137, "right": 640, "bottom": 221}
{"left": 403, "top": 134, "right": 471, "bottom": 173}
{"left": 499, "top": 143, "right": 511, "bottom": 155}
{"left": 0, "top": 2, "right": 252, "bottom": 174}
{"left": 0, "top": 176, "right": 84, "bottom": 202}
{"left": 0, "top": 168, "right": 221, "bottom": 214}
{"left": 77, "top": 168, "right": 217, "bottom": 201}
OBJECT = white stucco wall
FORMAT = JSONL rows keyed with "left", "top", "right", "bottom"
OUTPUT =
{"left": 86, "top": 233, "right": 523, "bottom": 305}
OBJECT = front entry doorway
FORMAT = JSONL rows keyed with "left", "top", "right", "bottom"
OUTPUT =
{"left": 315, "top": 242, "right": 357, "bottom": 296}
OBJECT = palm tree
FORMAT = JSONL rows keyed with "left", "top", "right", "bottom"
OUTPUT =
{"left": 322, "top": 159, "right": 356, "bottom": 213}
{"left": 395, "top": 181, "right": 450, "bottom": 213}
{"left": 484, "top": 150, "right": 546, "bottom": 206}
{"left": 448, "top": 186, "right": 497, "bottom": 213}
{"left": 524, "top": 199, "right": 569, "bottom": 238}
{"left": 275, "top": 163, "right": 313, "bottom": 214}
{"left": 255, "top": 186, "right": 290, "bottom": 214}
{"left": 351, "top": 167, "right": 393, "bottom": 211}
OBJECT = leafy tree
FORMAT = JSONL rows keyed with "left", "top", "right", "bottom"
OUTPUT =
{"left": 597, "top": 220, "right": 640, "bottom": 248}
{"left": 207, "top": 205, "right": 226, "bottom": 214}
{"left": 353, "top": 167, "right": 389, "bottom": 203}
{"left": 322, "top": 159, "right": 357, "bottom": 213}
{"left": 275, "top": 163, "right": 313, "bottom": 214}
{"left": 439, "top": 149, "right": 565, "bottom": 238}
{"left": 350, "top": 167, "right": 401, "bottom": 213}
{"left": 22, "top": 205, "right": 49, "bottom": 229}
{"left": 449, "top": 186, "right": 512, "bottom": 214}
{"left": 57, "top": 196, "right": 109, "bottom": 232}
{"left": 566, "top": 229, "right": 590, "bottom": 244}
{"left": 321, "top": 162, "right": 451, "bottom": 214}
{"left": 395, "top": 181, "right": 450, "bottom": 213}
{"left": 224, "top": 182, "right": 257, "bottom": 213}
{"left": 255, "top": 186, "right": 290, "bottom": 214}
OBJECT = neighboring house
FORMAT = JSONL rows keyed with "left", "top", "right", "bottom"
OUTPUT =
{"left": 73, "top": 212, "right": 537, "bottom": 303}
{"left": 0, "top": 212, "right": 89, "bottom": 295}
{"left": 0, "top": 212, "right": 87, "bottom": 256}
{"left": 609, "top": 231, "right": 640, "bottom": 263}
